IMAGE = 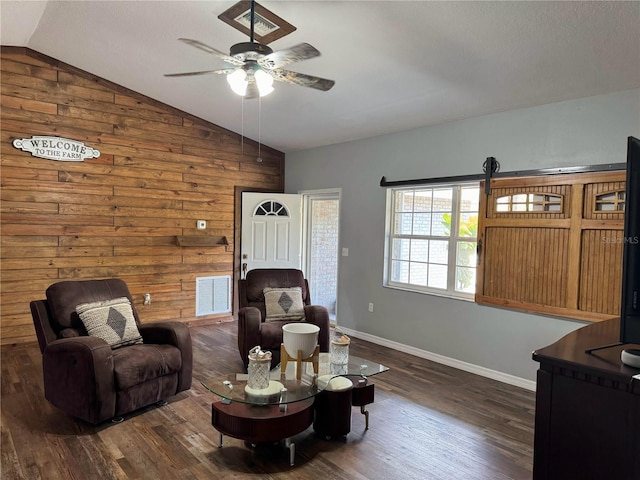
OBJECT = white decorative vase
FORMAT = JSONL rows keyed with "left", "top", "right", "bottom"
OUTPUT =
{"left": 282, "top": 323, "right": 319, "bottom": 359}
{"left": 247, "top": 346, "right": 271, "bottom": 390}
{"left": 330, "top": 337, "right": 350, "bottom": 365}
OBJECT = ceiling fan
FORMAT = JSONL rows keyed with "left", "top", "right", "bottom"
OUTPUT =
{"left": 164, "top": 1, "right": 335, "bottom": 98}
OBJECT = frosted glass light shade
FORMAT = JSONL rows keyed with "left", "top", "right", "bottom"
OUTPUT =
{"left": 227, "top": 69, "right": 248, "bottom": 96}
{"left": 254, "top": 69, "right": 274, "bottom": 96}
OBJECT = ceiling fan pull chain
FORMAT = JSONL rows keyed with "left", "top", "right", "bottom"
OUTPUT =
{"left": 257, "top": 95, "right": 263, "bottom": 163}
{"left": 241, "top": 95, "right": 245, "bottom": 155}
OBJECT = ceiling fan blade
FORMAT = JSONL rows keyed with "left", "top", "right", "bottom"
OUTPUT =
{"left": 164, "top": 68, "right": 237, "bottom": 78}
{"left": 270, "top": 69, "right": 335, "bottom": 91}
{"left": 178, "top": 38, "right": 245, "bottom": 66}
{"left": 258, "top": 43, "right": 320, "bottom": 70}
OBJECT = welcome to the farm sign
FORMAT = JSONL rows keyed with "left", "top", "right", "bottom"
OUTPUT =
{"left": 12, "top": 136, "right": 100, "bottom": 161}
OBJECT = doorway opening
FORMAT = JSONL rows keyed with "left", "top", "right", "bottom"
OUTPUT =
{"left": 302, "top": 190, "right": 341, "bottom": 322}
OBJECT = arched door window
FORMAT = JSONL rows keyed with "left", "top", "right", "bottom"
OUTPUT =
{"left": 254, "top": 201, "right": 289, "bottom": 217}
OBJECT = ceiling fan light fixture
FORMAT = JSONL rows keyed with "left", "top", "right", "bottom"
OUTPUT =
{"left": 254, "top": 69, "right": 274, "bottom": 96}
{"left": 166, "top": 1, "right": 334, "bottom": 97}
{"left": 227, "top": 68, "right": 248, "bottom": 96}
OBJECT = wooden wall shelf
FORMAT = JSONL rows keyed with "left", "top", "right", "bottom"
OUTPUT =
{"left": 176, "top": 236, "right": 229, "bottom": 247}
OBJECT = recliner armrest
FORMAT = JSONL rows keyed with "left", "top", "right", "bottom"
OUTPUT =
{"left": 30, "top": 300, "right": 58, "bottom": 353}
{"left": 238, "top": 306, "right": 263, "bottom": 370}
{"left": 139, "top": 321, "right": 193, "bottom": 391}
{"left": 43, "top": 336, "right": 116, "bottom": 424}
{"left": 139, "top": 321, "right": 189, "bottom": 347}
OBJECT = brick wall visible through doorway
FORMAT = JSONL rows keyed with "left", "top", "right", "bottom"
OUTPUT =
{"left": 309, "top": 198, "right": 339, "bottom": 317}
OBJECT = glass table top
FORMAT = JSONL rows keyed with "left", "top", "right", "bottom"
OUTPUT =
{"left": 200, "top": 353, "right": 389, "bottom": 406}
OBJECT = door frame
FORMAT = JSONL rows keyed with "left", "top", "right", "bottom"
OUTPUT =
{"left": 233, "top": 185, "right": 281, "bottom": 318}
{"left": 300, "top": 188, "right": 342, "bottom": 322}
{"left": 233, "top": 186, "right": 342, "bottom": 321}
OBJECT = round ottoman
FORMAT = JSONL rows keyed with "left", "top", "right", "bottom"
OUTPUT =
{"left": 313, "top": 375, "right": 353, "bottom": 439}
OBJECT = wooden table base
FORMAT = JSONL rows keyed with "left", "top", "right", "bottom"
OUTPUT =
{"left": 211, "top": 398, "right": 314, "bottom": 466}
{"left": 344, "top": 374, "right": 375, "bottom": 430}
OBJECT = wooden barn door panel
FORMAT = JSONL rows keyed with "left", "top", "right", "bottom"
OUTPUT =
{"left": 482, "top": 227, "right": 568, "bottom": 307}
{"left": 476, "top": 171, "right": 625, "bottom": 322}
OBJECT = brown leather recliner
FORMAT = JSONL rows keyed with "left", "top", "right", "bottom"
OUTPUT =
{"left": 30, "top": 278, "right": 193, "bottom": 425}
{"left": 237, "top": 268, "right": 330, "bottom": 371}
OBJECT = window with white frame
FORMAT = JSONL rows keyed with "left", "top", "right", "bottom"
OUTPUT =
{"left": 385, "top": 183, "right": 480, "bottom": 299}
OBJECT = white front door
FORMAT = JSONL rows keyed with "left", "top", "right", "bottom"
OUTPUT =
{"left": 241, "top": 192, "right": 302, "bottom": 276}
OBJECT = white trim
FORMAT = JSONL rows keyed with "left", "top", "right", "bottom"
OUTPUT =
{"left": 339, "top": 326, "right": 536, "bottom": 392}
{"left": 384, "top": 183, "right": 480, "bottom": 299}
{"left": 300, "top": 188, "right": 342, "bottom": 321}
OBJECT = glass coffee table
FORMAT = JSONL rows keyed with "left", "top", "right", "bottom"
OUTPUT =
{"left": 201, "top": 353, "right": 388, "bottom": 465}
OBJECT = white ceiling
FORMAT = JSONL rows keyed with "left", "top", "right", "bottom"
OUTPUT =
{"left": 1, "top": 1, "right": 639, "bottom": 153}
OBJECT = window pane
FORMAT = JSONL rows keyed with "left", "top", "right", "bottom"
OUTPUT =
{"left": 391, "top": 260, "right": 409, "bottom": 283}
{"left": 456, "top": 241, "right": 477, "bottom": 267}
{"left": 386, "top": 183, "right": 478, "bottom": 298}
{"left": 413, "top": 190, "right": 433, "bottom": 212}
{"left": 395, "top": 213, "right": 413, "bottom": 234}
{"left": 597, "top": 203, "right": 615, "bottom": 211}
{"left": 410, "top": 239, "right": 429, "bottom": 262}
{"left": 432, "top": 188, "right": 453, "bottom": 212}
{"left": 412, "top": 213, "right": 431, "bottom": 235}
{"left": 429, "top": 240, "right": 448, "bottom": 264}
{"left": 396, "top": 191, "right": 414, "bottom": 212}
{"left": 431, "top": 213, "right": 450, "bottom": 236}
{"left": 392, "top": 238, "right": 410, "bottom": 261}
{"left": 409, "top": 262, "right": 428, "bottom": 286}
{"left": 460, "top": 186, "right": 479, "bottom": 212}
{"left": 458, "top": 213, "right": 478, "bottom": 238}
{"left": 428, "top": 264, "right": 448, "bottom": 289}
{"left": 456, "top": 267, "right": 476, "bottom": 293}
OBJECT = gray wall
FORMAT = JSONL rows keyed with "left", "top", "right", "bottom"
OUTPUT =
{"left": 286, "top": 89, "right": 640, "bottom": 382}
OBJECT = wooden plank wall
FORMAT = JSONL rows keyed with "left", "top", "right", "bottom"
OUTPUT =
{"left": 0, "top": 47, "right": 284, "bottom": 346}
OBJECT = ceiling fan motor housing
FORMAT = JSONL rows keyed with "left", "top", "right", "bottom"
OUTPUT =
{"left": 230, "top": 42, "right": 273, "bottom": 60}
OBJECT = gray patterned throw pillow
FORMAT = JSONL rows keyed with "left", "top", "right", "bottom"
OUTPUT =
{"left": 263, "top": 287, "right": 305, "bottom": 322}
{"left": 76, "top": 297, "right": 143, "bottom": 348}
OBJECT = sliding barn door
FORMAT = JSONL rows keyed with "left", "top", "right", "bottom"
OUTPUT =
{"left": 475, "top": 171, "right": 626, "bottom": 322}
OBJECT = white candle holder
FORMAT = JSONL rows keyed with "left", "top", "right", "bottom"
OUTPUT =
{"left": 330, "top": 334, "right": 350, "bottom": 365}
{"left": 247, "top": 346, "right": 271, "bottom": 389}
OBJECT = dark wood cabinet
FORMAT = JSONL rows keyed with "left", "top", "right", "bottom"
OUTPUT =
{"left": 532, "top": 319, "right": 640, "bottom": 479}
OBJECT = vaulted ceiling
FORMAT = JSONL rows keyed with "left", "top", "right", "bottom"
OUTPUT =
{"left": 2, "top": 1, "right": 639, "bottom": 152}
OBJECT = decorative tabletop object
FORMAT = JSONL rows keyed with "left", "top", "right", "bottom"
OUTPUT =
{"left": 330, "top": 333, "right": 350, "bottom": 366}
{"left": 247, "top": 345, "right": 272, "bottom": 390}
{"left": 281, "top": 323, "right": 319, "bottom": 379}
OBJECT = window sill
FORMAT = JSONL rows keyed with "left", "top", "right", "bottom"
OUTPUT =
{"left": 383, "top": 283, "right": 475, "bottom": 302}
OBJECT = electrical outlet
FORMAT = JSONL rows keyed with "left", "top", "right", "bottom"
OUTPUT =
{"left": 197, "top": 220, "right": 206, "bottom": 230}
{"left": 368, "top": 302, "right": 374, "bottom": 312}
{"left": 143, "top": 293, "right": 151, "bottom": 305}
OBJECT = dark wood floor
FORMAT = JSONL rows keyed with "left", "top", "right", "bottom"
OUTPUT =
{"left": 1, "top": 321, "right": 536, "bottom": 479}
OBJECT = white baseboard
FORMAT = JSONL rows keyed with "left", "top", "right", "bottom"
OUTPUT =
{"left": 338, "top": 326, "right": 536, "bottom": 392}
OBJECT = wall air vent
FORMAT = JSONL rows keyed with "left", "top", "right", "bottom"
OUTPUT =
{"left": 218, "top": 1, "right": 296, "bottom": 45}
{"left": 196, "top": 275, "right": 231, "bottom": 316}
{"left": 236, "top": 11, "right": 278, "bottom": 37}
